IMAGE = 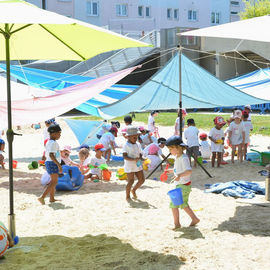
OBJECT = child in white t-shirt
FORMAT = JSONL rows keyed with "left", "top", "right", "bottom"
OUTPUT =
{"left": 199, "top": 133, "right": 211, "bottom": 159}
{"left": 148, "top": 110, "right": 159, "bottom": 137}
{"left": 144, "top": 143, "right": 162, "bottom": 171}
{"left": 228, "top": 110, "right": 245, "bottom": 163}
{"left": 139, "top": 126, "right": 157, "bottom": 148}
{"left": 78, "top": 147, "right": 91, "bottom": 175}
{"left": 86, "top": 143, "right": 107, "bottom": 180}
{"left": 165, "top": 136, "right": 200, "bottom": 229}
{"left": 242, "top": 111, "right": 253, "bottom": 160}
{"left": 184, "top": 119, "right": 200, "bottom": 167}
{"left": 174, "top": 108, "right": 187, "bottom": 135}
{"left": 209, "top": 117, "right": 226, "bottom": 167}
{"left": 98, "top": 127, "right": 117, "bottom": 162}
{"left": 123, "top": 126, "right": 145, "bottom": 201}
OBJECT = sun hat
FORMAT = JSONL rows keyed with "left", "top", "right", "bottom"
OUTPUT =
{"left": 79, "top": 144, "right": 90, "bottom": 150}
{"left": 94, "top": 143, "right": 106, "bottom": 152}
{"left": 214, "top": 116, "right": 226, "bottom": 126}
{"left": 233, "top": 110, "right": 242, "bottom": 119}
{"left": 126, "top": 126, "right": 141, "bottom": 136}
{"left": 148, "top": 144, "right": 159, "bottom": 155}
{"left": 47, "top": 124, "right": 61, "bottom": 134}
{"left": 165, "top": 136, "right": 187, "bottom": 147}
{"left": 61, "top": 145, "right": 71, "bottom": 153}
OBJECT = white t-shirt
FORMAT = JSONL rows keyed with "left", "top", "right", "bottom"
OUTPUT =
{"left": 209, "top": 127, "right": 224, "bottom": 153}
{"left": 173, "top": 154, "right": 192, "bottom": 186}
{"left": 243, "top": 121, "right": 253, "bottom": 144}
{"left": 98, "top": 132, "right": 115, "bottom": 150}
{"left": 89, "top": 156, "right": 106, "bottom": 178}
{"left": 123, "top": 141, "right": 143, "bottom": 173}
{"left": 148, "top": 115, "right": 155, "bottom": 132}
{"left": 140, "top": 134, "right": 157, "bottom": 148}
{"left": 146, "top": 154, "right": 161, "bottom": 171}
{"left": 175, "top": 117, "right": 185, "bottom": 135}
{"left": 45, "top": 140, "right": 61, "bottom": 162}
{"left": 200, "top": 141, "right": 211, "bottom": 159}
{"left": 228, "top": 121, "right": 245, "bottom": 145}
{"left": 143, "top": 143, "right": 162, "bottom": 157}
{"left": 184, "top": 126, "right": 199, "bottom": 147}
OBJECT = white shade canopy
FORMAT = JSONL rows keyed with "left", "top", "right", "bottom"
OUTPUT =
{"left": 180, "top": 15, "right": 270, "bottom": 43}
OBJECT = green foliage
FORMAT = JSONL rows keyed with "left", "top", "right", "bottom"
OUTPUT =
{"left": 72, "top": 112, "right": 270, "bottom": 136}
{"left": 240, "top": 0, "right": 270, "bottom": 20}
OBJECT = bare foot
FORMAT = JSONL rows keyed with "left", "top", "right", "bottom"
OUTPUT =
{"left": 49, "top": 199, "right": 61, "bottom": 203}
{"left": 172, "top": 224, "right": 181, "bottom": 231}
{"left": 189, "top": 218, "right": 200, "bottom": 227}
{"left": 126, "top": 197, "right": 133, "bottom": 203}
{"left": 131, "top": 189, "right": 137, "bottom": 199}
{"left": 38, "top": 197, "right": 45, "bottom": 205}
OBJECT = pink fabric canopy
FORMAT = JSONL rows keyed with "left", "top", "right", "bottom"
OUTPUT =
{"left": 0, "top": 66, "right": 138, "bottom": 128}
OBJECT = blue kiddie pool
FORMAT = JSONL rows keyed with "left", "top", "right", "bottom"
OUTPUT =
{"left": 168, "top": 188, "right": 183, "bottom": 206}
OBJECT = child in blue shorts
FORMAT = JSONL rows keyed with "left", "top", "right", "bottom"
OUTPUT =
{"left": 165, "top": 136, "right": 200, "bottom": 229}
{"left": 38, "top": 124, "right": 62, "bottom": 205}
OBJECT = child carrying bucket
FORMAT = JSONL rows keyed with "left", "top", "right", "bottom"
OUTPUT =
{"left": 165, "top": 136, "right": 200, "bottom": 229}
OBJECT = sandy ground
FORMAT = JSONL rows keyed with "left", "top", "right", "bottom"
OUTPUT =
{"left": 0, "top": 118, "right": 270, "bottom": 270}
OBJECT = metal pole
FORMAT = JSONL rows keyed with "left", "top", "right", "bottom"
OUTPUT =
{"left": 4, "top": 24, "right": 16, "bottom": 239}
{"left": 42, "top": 0, "right": 46, "bottom": 10}
{"left": 179, "top": 46, "right": 183, "bottom": 137}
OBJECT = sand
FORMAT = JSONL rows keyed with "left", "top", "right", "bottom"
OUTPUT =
{"left": 1, "top": 118, "right": 270, "bottom": 270}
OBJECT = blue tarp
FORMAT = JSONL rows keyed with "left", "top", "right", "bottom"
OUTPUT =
{"left": 0, "top": 64, "right": 138, "bottom": 117}
{"left": 205, "top": 181, "right": 265, "bottom": 199}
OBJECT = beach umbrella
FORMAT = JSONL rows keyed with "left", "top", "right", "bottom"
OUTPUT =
{"left": 0, "top": 0, "right": 149, "bottom": 238}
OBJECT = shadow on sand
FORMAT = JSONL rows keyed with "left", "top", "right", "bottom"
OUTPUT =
{"left": 2, "top": 234, "right": 184, "bottom": 269}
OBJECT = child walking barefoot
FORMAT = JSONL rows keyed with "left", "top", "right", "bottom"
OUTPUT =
{"left": 38, "top": 124, "right": 62, "bottom": 205}
{"left": 123, "top": 126, "right": 145, "bottom": 201}
{"left": 165, "top": 136, "right": 200, "bottom": 229}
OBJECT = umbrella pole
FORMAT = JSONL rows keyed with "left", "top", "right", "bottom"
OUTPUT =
{"left": 4, "top": 24, "right": 16, "bottom": 239}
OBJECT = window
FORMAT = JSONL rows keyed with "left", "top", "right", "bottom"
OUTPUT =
{"left": 145, "top": 6, "right": 150, "bottom": 17}
{"left": 86, "top": 1, "right": 98, "bottom": 16}
{"left": 167, "top": 8, "right": 172, "bottom": 19}
{"left": 138, "top": 6, "right": 143, "bottom": 17}
{"left": 230, "top": 1, "right": 239, "bottom": 6}
{"left": 211, "top": 12, "right": 220, "bottom": 24}
{"left": 231, "top": 11, "right": 238, "bottom": 15}
{"left": 188, "top": 10, "right": 197, "bottom": 21}
{"left": 116, "top": 4, "right": 128, "bottom": 16}
{"left": 174, "top": 9, "right": 179, "bottom": 20}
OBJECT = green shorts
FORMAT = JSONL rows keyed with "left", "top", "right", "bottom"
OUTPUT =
{"left": 170, "top": 184, "right": 191, "bottom": 209}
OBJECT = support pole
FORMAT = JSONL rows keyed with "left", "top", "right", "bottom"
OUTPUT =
{"left": 266, "top": 166, "right": 270, "bottom": 201}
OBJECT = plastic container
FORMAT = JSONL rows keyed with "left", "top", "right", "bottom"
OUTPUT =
{"left": 111, "top": 155, "right": 124, "bottom": 161}
{"left": 12, "top": 160, "right": 18, "bottom": 169}
{"left": 167, "top": 188, "right": 183, "bottom": 206}
{"left": 246, "top": 152, "right": 260, "bottom": 162}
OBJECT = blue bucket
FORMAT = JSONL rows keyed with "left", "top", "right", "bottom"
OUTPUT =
{"left": 168, "top": 188, "right": 183, "bottom": 206}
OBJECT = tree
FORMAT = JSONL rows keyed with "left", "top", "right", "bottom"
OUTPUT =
{"left": 240, "top": 0, "right": 270, "bottom": 20}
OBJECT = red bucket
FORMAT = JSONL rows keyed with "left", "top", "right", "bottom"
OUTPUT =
{"left": 12, "top": 160, "right": 18, "bottom": 169}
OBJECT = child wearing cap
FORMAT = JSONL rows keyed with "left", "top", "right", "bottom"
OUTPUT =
{"left": 0, "top": 139, "right": 5, "bottom": 169}
{"left": 122, "top": 126, "right": 145, "bottom": 201}
{"left": 184, "top": 119, "right": 200, "bottom": 168}
{"left": 244, "top": 105, "right": 252, "bottom": 121}
{"left": 228, "top": 110, "right": 245, "bottom": 163}
{"left": 60, "top": 145, "right": 78, "bottom": 166}
{"left": 38, "top": 124, "right": 62, "bottom": 205}
{"left": 165, "top": 136, "right": 200, "bottom": 229}
{"left": 98, "top": 127, "right": 117, "bottom": 162}
{"left": 242, "top": 111, "right": 253, "bottom": 160}
{"left": 85, "top": 144, "right": 107, "bottom": 180}
{"left": 199, "top": 133, "right": 211, "bottom": 159}
{"left": 209, "top": 117, "right": 226, "bottom": 167}
{"left": 143, "top": 143, "right": 162, "bottom": 171}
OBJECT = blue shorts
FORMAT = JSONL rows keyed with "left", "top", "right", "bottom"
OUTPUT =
{"left": 45, "top": 161, "right": 59, "bottom": 175}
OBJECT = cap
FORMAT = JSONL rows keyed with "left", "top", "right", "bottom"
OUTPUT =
{"left": 138, "top": 126, "right": 145, "bottom": 132}
{"left": 0, "top": 139, "right": 5, "bottom": 144}
{"left": 47, "top": 124, "right": 61, "bottom": 134}
{"left": 199, "top": 133, "right": 207, "bottom": 139}
{"left": 244, "top": 105, "right": 251, "bottom": 110}
{"left": 126, "top": 126, "right": 141, "bottom": 136}
{"left": 61, "top": 145, "right": 71, "bottom": 153}
{"left": 233, "top": 110, "right": 242, "bottom": 119}
{"left": 158, "top": 137, "right": 166, "bottom": 145}
{"left": 165, "top": 136, "right": 187, "bottom": 147}
{"left": 95, "top": 143, "right": 106, "bottom": 152}
{"left": 214, "top": 116, "right": 226, "bottom": 126}
{"left": 79, "top": 144, "right": 90, "bottom": 150}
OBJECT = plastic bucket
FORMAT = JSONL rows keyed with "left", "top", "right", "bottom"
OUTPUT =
{"left": 167, "top": 188, "right": 183, "bottom": 206}
{"left": 12, "top": 160, "right": 18, "bottom": 169}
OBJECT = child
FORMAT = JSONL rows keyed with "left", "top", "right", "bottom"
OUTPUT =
{"left": 60, "top": 145, "right": 78, "bottom": 166}
{"left": 143, "top": 137, "right": 167, "bottom": 160}
{"left": 98, "top": 127, "right": 117, "bottom": 162}
{"left": 144, "top": 143, "right": 162, "bottom": 171}
{"left": 38, "top": 124, "right": 62, "bottom": 205}
{"left": 0, "top": 221, "right": 14, "bottom": 251}
{"left": 86, "top": 143, "right": 107, "bottom": 180}
{"left": 199, "top": 133, "right": 211, "bottom": 159}
{"left": 42, "top": 118, "right": 56, "bottom": 160}
{"left": 244, "top": 105, "right": 252, "bottom": 121}
{"left": 0, "top": 139, "right": 5, "bottom": 169}
{"left": 122, "top": 126, "right": 145, "bottom": 201}
{"left": 78, "top": 147, "right": 91, "bottom": 175}
{"left": 242, "top": 111, "right": 253, "bottom": 160}
{"left": 139, "top": 126, "right": 157, "bottom": 148}
{"left": 174, "top": 108, "right": 187, "bottom": 135}
{"left": 209, "top": 117, "right": 226, "bottom": 167}
{"left": 184, "top": 119, "right": 200, "bottom": 167}
{"left": 122, "top": 115, "right": 133, "bottom": 138}
{"left": 228, "top": 110, "right": 245, "bottom": 163}
{"left": 148, "top": 110, "right": 159, "bottom": 137}
{"left": 165, "top": 136, "right": 200, "bottom": 229}
{"left": 96, "top": 122, "right": 111, "bottom": 139}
